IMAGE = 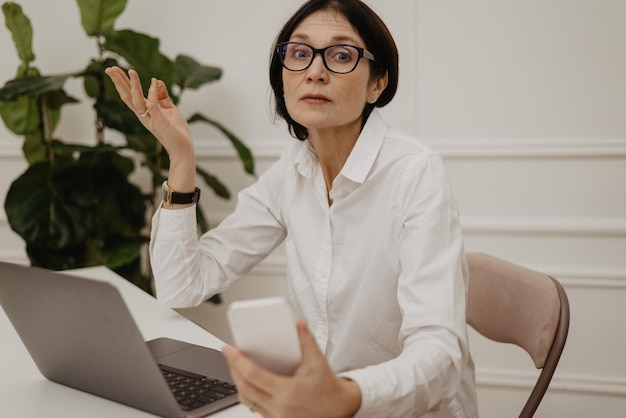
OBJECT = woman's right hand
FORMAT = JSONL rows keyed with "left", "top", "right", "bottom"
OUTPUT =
{"left": 105, "top": 66, "right": 193, "bottom": 157}
{"left": 105, "top": 66, "right": 197, "bottom": 197}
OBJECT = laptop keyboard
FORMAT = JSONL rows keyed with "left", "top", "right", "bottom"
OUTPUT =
{"left": 159, "top": 364, "right": 238, "bottom": 411}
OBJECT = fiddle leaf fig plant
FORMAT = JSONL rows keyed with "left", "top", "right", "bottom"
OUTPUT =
{"left": 0, "top": 0, "right": 255, "bottom": 298}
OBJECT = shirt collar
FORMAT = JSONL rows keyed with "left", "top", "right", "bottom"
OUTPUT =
{"left": 339, "top": 109, "right": 388, "bottom": 185}
{"left": 294, "top": 138, "right": 319, "bottom": 179}
{"left": 293, "top": 109, "right": 389, "bottom": 184}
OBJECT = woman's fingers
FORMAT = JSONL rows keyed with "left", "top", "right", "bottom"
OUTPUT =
{"left": 222, "top": 345, "right": 276, "bottom": 414}
{"left": 104, "top": 66, "right": 195, "bottom": 166}
{"left": 145, "top": 77, "right": 158, "bottom": 116}
{"left": 105, "top": 67, "right": 170, "bottom": 119}
{"left": 222, "top": 345, "right": 280, "bottom": 393}
{"left": 128, "top": 69, "right": 149, "bottom": 117}
{"left": 105, "top": 67, "right": 148, "bottom": 120}
{"left": 104, "top": 67, "right": 132, "bottom": 105}
{"left": 296, "top": 318, "right": 324, "bottom": 367}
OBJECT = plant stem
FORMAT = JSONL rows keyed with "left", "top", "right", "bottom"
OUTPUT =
{"left": 41, "top": 97, "right": 55, "bottom": 167}
{"left": 95, "top": 37, "right": 105, "bottom": 146}
{"left": 95, "top": 116, "right": 104, "bottom": 146}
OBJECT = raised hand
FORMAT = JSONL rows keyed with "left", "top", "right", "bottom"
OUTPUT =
{"left": 105, "top": 66, "right": 197, "bottom": 199}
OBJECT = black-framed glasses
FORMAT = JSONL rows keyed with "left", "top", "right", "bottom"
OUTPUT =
{"left": 277, "top": 42, "right": 375, "bottom": 74}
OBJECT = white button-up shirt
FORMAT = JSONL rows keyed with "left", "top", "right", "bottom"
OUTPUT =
{"left": 150, "top": 110, "right": 478, "bottom": 417}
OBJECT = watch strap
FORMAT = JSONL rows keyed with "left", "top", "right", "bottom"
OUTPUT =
{"left": 162, "top": 181, "right": 201, "bottom": 204}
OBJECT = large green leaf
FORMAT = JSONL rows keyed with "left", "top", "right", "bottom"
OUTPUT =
{"left": 5, "top": 148, "right": 148, "bottom": 265}
{"left": 0, "top": 91, "right": 73, "bottom": 151}
{"left": 175, "top": 55, "right": 222, "bottom": 90}
{"left": 45, "top": 89, "right": 79, "bottom": 109}
{"left": 27, "top": 244, "right": 86, "bottom": 271}
{"left": 83, "top": 57, "right": 118, "bottom": 100}
{"left": 47, "top": 198, "right": 93, "bottom": 249}
{"left": 4, "top": 162, "right": 91, "bottom": 250}
{"left": 95, "top": 99, "right": 147, "bottom": 136}
{"left": 77, "top": 0, "right": 127, "bottom": 37}
{"left": 189, "top": 112, "right": 255, "bottom": 175}
{"left": 0, "top": 94, "right": 38, "bottom": 135}
{"left": 196, "top": 165, "right": 230, "bottom": 199}
{"left": 123, "top": 133, "right": 158, "bottom": 155}
{"left": 104, "top": 29, "right": 174, "bottom": 88}
{"left": 1, "top": 2, "right": 34, "bottom": 64}
{"left": 0, "top": 73, "right": 76, "bottom": 101}
{"left": 4, "top": 163, "right": 51, "bottom": 239}
{"left": 101, "top": 237, "right": 146, "bottom": 270}
{"left": 12, "top": 150, "right": 148, "bottom": 283}
{"left": 51, "top": 141, "right": 135, "bottom": 178}
{"left": 22, "top": 132, "right": 46, "bottom": 164}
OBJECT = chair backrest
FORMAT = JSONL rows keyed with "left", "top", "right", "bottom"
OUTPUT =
{"left": 466, "top": 253, "right": 570, "bottom": 418}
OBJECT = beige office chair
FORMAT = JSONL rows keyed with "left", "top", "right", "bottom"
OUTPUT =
{"left": 466, "top": 253, "right": 570, "bottom": 418}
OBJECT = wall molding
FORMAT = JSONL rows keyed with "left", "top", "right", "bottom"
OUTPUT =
{"left": 2, "top": 243, "right": 624, "bottom": 290}
{"left": 0, "top": 141, "right": 21, "bottom": 158}
{"left": 432, "top": 138, "right": 626, "bottom": 159}
{"left": 0, "top": 249, "right": 27, "bottom": 264}
{"left": 476, "top": 368, "right": 626, "bottom": 397}
{"left": 2, "top": 137, "right": 626, "bottom": 161}
{"left": 461, "top": 215, "right": 626, "bottom": 238}
{"left": 234, "top": 253, "right": 626, "bottom": 291}
{"left": 202, "top": 211, "right": 623, "bottom": 239}
{"left": 539, "top": 267, "right": 626, "bottom": 290}
{"left": 194, "top": 137, "right": 626, "bottom": 160}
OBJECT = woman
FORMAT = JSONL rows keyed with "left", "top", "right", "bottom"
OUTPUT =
{"left": 106, "top": 0, "right": 478, "bottom": 416}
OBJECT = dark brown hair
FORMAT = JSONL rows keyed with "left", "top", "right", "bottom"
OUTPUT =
{"left": 269, "top": 0, "right": 399, "bottom": 140}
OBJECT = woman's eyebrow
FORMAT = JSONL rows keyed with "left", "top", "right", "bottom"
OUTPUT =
{"left": 289, "top": 33, "right": 361, "bottom": 45}
{"left": 290, "top": 33, "right": 308, "bottom": 41}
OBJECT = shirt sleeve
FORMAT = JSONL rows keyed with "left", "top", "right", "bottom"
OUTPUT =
{"left": 149, "top": 155, "right": 289, "bottom": 309}
{"left": 340, "top": 154, "right": 471, "bottom": 417}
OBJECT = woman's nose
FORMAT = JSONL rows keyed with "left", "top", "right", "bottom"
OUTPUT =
{"left": 306, "top": 54, "right": 328, "bottom": 81}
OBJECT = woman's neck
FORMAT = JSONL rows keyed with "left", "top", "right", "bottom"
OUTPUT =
{"left": 308, "top": 120, "right": 362, "bottom": 202}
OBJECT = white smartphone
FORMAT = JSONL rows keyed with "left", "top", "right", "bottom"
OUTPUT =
{"left": 226, "top": 297, "right": 302, "bottom": 375}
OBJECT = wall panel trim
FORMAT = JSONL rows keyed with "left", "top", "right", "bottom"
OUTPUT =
{"left": 192, "top": 137, "right": 626, "bottom": 161}
{"left": 461, "top": 215, "right": 626, "bottom": 238}
{"left": 477, "top": 368, "right": 626, "bottom": 396}
{"left": 432, "top": 138, "right": 626, "bottom": 159}
{"left": 3, "top": 137, "right": 626, "bottom": 160}
{"left": 239, "top": 259, "right": 626, "bottom": 290}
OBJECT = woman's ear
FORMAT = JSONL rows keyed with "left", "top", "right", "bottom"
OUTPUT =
{"left": 368, "top": 71, "right": 388, "bottom": 104}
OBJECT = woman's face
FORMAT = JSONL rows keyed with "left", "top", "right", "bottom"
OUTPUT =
{"left": 282, "top": 9, "right": 387, "bottom": 138}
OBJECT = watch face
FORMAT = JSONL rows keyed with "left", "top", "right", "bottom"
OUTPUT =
{"left": 162, "top": 183, "right": 172, "bottom": 204}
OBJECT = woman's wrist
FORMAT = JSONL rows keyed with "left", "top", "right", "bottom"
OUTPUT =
{"left": 335, "top": 377, "right": 362, "bottom": 417}
{"left": 166, "top": 147, "right": 197, "bottom": 192}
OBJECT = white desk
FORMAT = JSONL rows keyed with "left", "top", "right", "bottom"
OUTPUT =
{"left": 0, "top": 266, "right": 255, "bottom": 417}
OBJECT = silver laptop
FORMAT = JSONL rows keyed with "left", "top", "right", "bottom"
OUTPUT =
{"left": 0, "top": 261, "right": 239, "bottom": 418}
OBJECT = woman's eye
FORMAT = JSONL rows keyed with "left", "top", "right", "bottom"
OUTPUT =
{"left": 329, "top": 48, "right": 354, "bottom": 62}
{"left": 293, "top": 48, "right": 310, "bottom": 60}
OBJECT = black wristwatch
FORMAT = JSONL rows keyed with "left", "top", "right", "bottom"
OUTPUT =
{"left": 162, "top": 181, "right": 201, "bottom": 205}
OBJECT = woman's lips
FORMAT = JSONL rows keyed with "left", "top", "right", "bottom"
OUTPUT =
{"left": 301, "top": 94, "right": 331, "bottom": 104}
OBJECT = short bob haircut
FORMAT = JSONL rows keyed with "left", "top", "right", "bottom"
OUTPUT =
{"left": 269, "top": 0, "right": 399, "bottom": 141}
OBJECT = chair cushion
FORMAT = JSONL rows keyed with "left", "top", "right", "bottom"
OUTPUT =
{"left": 466, "top": 253, "right": 560, "bottom": 368}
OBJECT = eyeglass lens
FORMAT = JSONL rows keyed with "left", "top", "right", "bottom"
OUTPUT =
{"left": 280, "top": 43, "right": 363, "bottom": 74}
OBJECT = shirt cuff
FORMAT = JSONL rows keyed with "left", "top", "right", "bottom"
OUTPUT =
{"left": 152, "top": 205, "right": 197, "bottom": 241}
{"left": 338, "top": 369, "right": 390, "bottom": 418}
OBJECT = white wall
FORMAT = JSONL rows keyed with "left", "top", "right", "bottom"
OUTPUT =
{"left": 1, "top": 1, "right": 625, "bottom": 417}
